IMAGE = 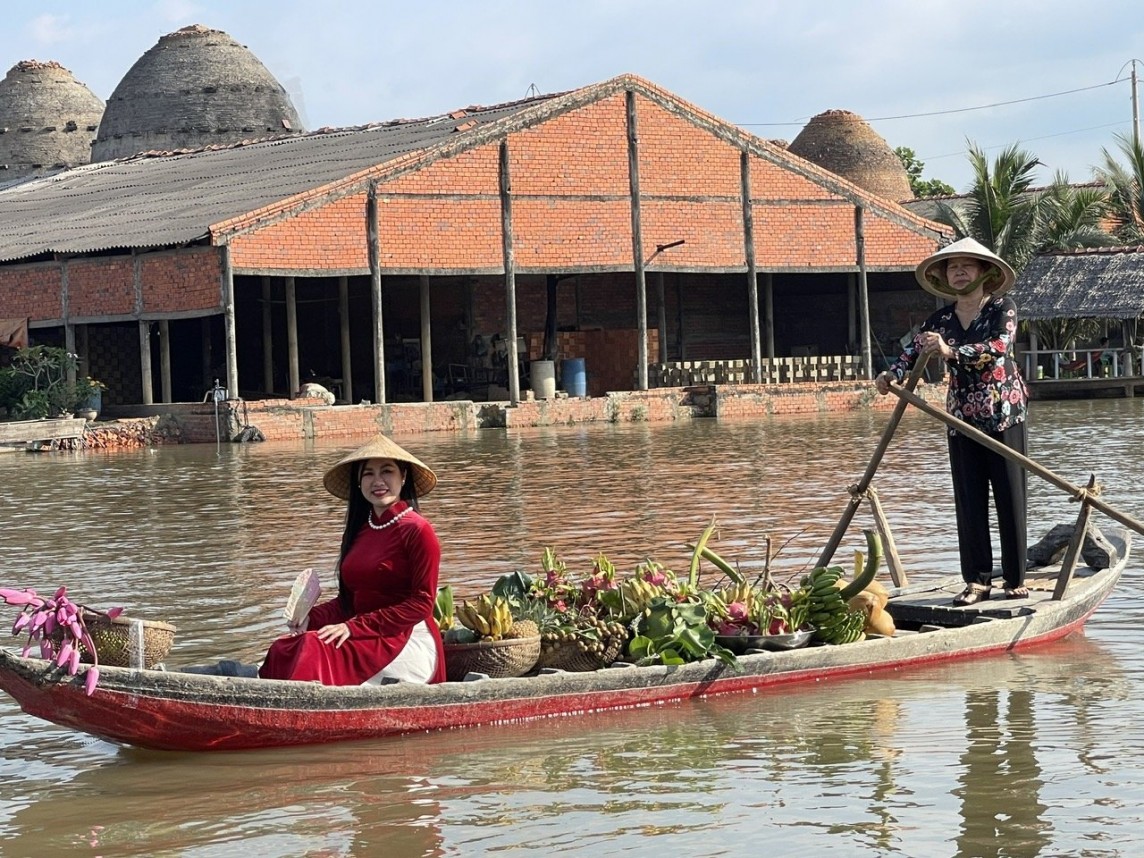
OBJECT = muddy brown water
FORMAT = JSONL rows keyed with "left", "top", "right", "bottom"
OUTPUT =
{"left": 2, "top": 399, "right": 1144, "bottom": 856}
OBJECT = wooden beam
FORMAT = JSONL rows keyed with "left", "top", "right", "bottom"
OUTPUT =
{"left": 220, "top": 245, "right": 239, "bottom": 398}
{"left": 420, "top": 274, "right": 433, "bottom": 402}
{"left": 855, "top": 206, "right": 873, "bottom": 380}
{"left": 339, "top": 276, "right": 353, "bottom": 404}
{"left": 367, "top": 183, "right": 386, "bottom": 404}
{"left": 261, "top": 276, "right": 274, "bottom": 394}
{"left": 159, "top": 319, "right": 172, "bottom": 403}
{"left": 626, "top": 90, "right": 649, "bottom": 391}
{"left": 499, "top": 139, "right": 521, "bottom": 404}
{"left": 138, "top": 320, "right": 154, "bottom": 406}
{"left": 285, "top": 276, "right": 299, "bottom": 398}
{"left": 741, "top": 151, "right": 762, "bottom": 378}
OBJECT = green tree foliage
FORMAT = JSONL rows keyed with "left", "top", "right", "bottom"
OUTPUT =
{"left": 894, "top": 146, "right": 955, "bottom": 198}
{"left": 1095, "top": 131, "right": 1144, "bottom": 244}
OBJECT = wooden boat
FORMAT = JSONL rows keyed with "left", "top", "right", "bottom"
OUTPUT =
{"left": 0, "top": 531, "right": 1129, "bottom": 752}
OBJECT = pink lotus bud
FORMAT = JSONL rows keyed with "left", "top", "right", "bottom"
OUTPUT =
{"left": 105, "top": 607, "right": 124, "bottom": 620}
{"left": 84, "top": 667, "right": 100, "bottom": 696}
{"left": 43, "top": 614, "right": 57, "bottom": 635}
{"left": 54, "top": 586, "right": 67, "bottom": 600}
{"left": 68, "top": 647, "right": 81, "bottom": 675}
{"left": 38, "top": 639, "right": 53, "bottom": 659}
{"left": 30, "top": 612, "right": 47, "bottom": 633}
{"left": 12, "top": 612, "right": 31, "bottom": 635}
{"left": 56, "top": 640, "right": 73, "bottom": 668}
{"left": 0, "top": 588, "right": 36, "bottom": 606}
{"left": 70, "top": 621, "right": 83, "bottom": 638}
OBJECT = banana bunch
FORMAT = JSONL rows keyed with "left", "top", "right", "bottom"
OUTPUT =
{"left": 616, "top": 577, "right": 666, "bottom": 620}
{"left": 456, "top": 594, "right": 515, "bottom": 640}
{"left": 714, "top": 581, "right": 754, "bottom": 609}
{"left": 802, "top": 565, "right": 865, "bottom": 645}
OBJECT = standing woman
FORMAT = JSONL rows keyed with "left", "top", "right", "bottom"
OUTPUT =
{"left": 875, "top": 237, "right": 1030, "bottom": 605}
{"left": 259, "top": 435, "right": 447, "bottom": 684}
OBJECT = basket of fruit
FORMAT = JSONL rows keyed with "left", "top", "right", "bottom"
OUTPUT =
{"left": 536, "top": 617, "right": 629, "bottom": 672}
{"left": 443, "top": 593, "right": 541, "bottom": 681}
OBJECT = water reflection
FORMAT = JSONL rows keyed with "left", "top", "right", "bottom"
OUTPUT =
{"left": 954, "top": 689, "right": 1049, "bottom": 858}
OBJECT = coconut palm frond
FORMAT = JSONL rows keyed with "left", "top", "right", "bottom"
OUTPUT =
{"left": 1095, "top": 132, "right": 1144, "bottom": 243}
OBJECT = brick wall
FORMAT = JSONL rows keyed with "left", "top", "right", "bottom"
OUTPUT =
{"left": 69, "top": 256, "right": 134, "bottom": 317}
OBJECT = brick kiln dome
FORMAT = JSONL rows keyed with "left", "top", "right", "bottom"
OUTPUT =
{"left": 0, "top": 60, "right": 104, "bottom": 179}
{"left": 91, "top": 24, "right": 304, "bottom": 162}
{"left": 788, "top": 109, "right": 913, "bottom": 202}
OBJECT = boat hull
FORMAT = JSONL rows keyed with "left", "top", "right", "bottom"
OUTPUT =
{"left": 0, "top": 559, "right": 1124, "bottom": 752}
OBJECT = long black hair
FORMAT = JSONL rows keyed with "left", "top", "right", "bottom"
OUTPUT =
{"left": 333, "top": 459, "right": 420, "bottom": 614}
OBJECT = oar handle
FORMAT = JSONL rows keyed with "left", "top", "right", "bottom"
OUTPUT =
{"left": 888, "top": 381, "right": 1144, "bottom": 538}
{"left": 816, "top": 354, "right": 931, "bottom": 568}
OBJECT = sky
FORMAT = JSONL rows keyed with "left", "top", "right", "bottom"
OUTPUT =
{"left": 4, "top": 0, "right": 1144, "bottom": 193}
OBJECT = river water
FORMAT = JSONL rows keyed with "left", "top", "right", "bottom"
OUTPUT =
{"left": 2, "top": 399, "right": 1144, "bottom": 856}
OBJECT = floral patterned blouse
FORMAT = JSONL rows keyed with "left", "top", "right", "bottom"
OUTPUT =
{"left": 887, "top": 295, "right": 1028, "bottom": 435}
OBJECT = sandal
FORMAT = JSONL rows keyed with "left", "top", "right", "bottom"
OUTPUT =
{"left": 1004, "top": 586, "right": 1030, "bottom": 600}
{"left": 952, "top": 583, "right": 991, "bottom": 606}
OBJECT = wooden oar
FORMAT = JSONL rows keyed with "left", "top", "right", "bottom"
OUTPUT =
{"left": 815, "top": 356, "right": 930, "bottom": 568}
{"left": 887, "top": 380, "right": 1144, "bottom": 537}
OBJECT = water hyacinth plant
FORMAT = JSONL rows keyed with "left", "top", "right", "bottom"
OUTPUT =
{"left": 1, "top": 586, "right": 123, "bottom": 695}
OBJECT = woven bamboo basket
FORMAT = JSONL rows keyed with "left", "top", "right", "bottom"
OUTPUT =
{"left": 78, "top": 614, "right": 177, "bottom": 669}
{"left": 536, "top": 633, "right": 627, "bottom": 672}
{"left": 443, "top": 635, "right": 540, "bottom": 681}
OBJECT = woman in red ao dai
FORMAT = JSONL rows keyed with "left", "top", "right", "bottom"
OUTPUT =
{"left": 259, "top": 435, "right": 446, "bottom": 685}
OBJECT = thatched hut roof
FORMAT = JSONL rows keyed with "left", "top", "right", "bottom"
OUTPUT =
{"left": 1013, "top": 247, "right": 1144, "bottom": 320}
{"left": 788, "top": 109, "right": 912, "bottom": 202}
{"left": 91, "top": 24, "right": 304, "bottom": 162}
{"left": 0, "top": 60, "right": 103, "bottom": 179}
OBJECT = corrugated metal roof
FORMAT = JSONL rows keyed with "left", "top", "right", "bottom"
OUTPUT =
{"left": 0, "top": 95, "right": 555, "bottom": 263}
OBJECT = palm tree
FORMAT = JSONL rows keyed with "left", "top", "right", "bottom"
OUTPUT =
{"left": 1095, "top": 132, "right": 1144, "bottom": 244}
{"left": 1036, "top": 170, "right": 1117, "bottom": 252}
{"left": 933, "top": 142, "right": 1043, "bottom": 270}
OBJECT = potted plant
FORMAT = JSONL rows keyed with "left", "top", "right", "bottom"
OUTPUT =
{"left": 72, "top": 376, "right": 106, "bottom": 421}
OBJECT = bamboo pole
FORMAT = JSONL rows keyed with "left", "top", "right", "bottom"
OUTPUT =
{"left": 887, "top": 381, "right": 1144, "bottom": 537}
{"left": 1053, "top": 475, "right": 1098, "bottom": 600}
{"left": 816, "top": 356, "right": 930, "bottom": 568}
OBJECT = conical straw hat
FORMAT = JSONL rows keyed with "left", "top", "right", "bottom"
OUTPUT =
{"left": 322, "top": 435, "right": 437, "bottom": 500}
{"left": 914, "top": 237, "right": 1017, "bottom": 298}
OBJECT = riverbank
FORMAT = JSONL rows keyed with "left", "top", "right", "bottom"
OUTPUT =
{"left": 47, "top": 380, "right": 945, "bottom": 449}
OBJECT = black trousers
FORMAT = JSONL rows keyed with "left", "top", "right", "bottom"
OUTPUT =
{"left": 947, "top": 422, "right": 1027, "bottom": 588}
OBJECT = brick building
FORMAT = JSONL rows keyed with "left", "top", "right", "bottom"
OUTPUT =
{"left": 0, "top": 74, "right": 950, "bottom": 408}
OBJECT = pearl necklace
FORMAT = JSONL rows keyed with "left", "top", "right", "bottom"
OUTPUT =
{"left": 367, "top": 506, "right": 412, "bottom": 531}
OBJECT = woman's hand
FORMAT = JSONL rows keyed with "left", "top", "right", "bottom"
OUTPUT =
{"left": 874, "top": 372, "right": 893, "bottom": 395}
{"left": 918, "top": 331, "right": 952, "bottom": 359}
{"left": 315, "top": 622, "right": 351, "bottom": 648}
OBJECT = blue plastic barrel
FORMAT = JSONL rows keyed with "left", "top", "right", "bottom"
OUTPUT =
{"left": 562, "top": 358, "right": 587, "bottom": 397}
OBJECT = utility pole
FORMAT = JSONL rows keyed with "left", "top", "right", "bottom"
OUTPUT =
{"left": 1133, "top": 60, "right": 1141, "bottom": 148}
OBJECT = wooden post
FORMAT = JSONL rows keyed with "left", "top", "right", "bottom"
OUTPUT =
{"left": 138, "top": 320, "right": 154, "bottom": 405}
{"left": 159, "top": 319, "right": 172, "bottom": 403}
{"left": 676, "top": 274, "right": 686, "bottom": 360}
{"left": 498, "top": 139, "right": 521, "bottom": 404}
{"left": 285, "top": 276, "right": 299, "bottom": 399}
{"left": 854, "top": 206, "right": 874, "bottom": 379}
{"left": 741, "top": 151, "right": 762, "bottom": 380}
{"left": 656, "top": 272, "right": 668, "bottom": 364}
{"left": 763, "top": 272, "right": 775, "bottom": 359}
{"left": 76, "top": 325, "right": 89, "bottom": 381}
{"left": 339, "top": 276, "right": 353, "bottom": 404}
{"left": 201, "top": 316, "right": 212, "bottom": 391}
{"left": 420, "top": 274, "right": 433, "bottom": 402}
{"left": 220, "top": 245, "right": 239, "bottom": 399}
{"left": 1052, "top": 476, "right": 1099, "bottom": 600}
{"left": 626, "top": 90, "right": 649, "bottom": 391}
{"left": 865, "top": 487, "right": 907, "bottom": 587}
{"left": 367, "top": 183, "right": 386, "bottom": 404}
{"left": 261, "top": 276, "right": 274, "bottom": 394}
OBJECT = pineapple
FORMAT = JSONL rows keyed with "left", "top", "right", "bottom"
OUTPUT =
{"left": 505, "top": 619, "right": 539, "bottom": 639}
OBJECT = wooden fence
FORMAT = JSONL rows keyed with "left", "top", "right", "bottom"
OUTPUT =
{"left": 648, "top": 355, "right": 863, "bottom": 387}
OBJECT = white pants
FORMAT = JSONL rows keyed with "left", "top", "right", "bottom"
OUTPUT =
{"left": 363, "top": 621, "right": 438, "bottom": 685}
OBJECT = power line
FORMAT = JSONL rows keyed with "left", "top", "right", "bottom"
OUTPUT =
{"left": 737, "top": 78, "right": 1124, "bottom": 127}
{"left": 920, "top": 120, "right": 1131, "bottom": 163}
